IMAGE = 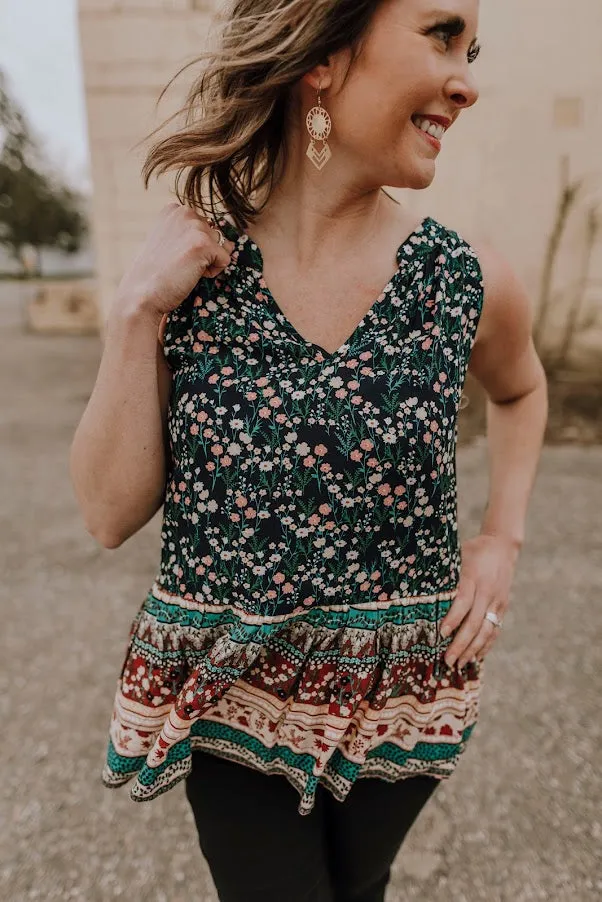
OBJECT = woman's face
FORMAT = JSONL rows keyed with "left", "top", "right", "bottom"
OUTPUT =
{"left": 312, "top": 0, "right": 481, "bottom": 190}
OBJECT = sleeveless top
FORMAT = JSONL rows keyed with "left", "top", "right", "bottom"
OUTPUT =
{"left": 102, "top": 214, "right": 486, "bottom": 815}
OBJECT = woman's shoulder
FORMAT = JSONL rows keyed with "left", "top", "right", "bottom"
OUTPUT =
{"left": 437, "top": 221, "right": 533, "bottom": 351}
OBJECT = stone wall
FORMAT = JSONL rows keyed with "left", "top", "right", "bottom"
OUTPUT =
{"left": 77, "top": 0, "right": 602, "bottom": 357}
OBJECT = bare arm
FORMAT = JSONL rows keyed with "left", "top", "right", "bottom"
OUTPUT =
{"left": 69, "top": 303, "right": 172, "bottom": 548}
{"left": 468, "top": 240, "right": 549, "bottom": 551}
{"left": 437, "top": 241, "right": 549, "bottom": 669}
{"left": 68, "top": 203, "right": 235, "bottom": 549}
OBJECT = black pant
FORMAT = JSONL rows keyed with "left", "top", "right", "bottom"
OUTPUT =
{"left": 185, "top": 750, "right": 440, "bottom": 902}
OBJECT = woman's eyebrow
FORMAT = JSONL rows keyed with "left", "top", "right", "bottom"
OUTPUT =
{"left": 426, "top": 12, "right": 479, "bottom": 49}
{"left": 427, "top": 12, "right": 466, "bottom": 32}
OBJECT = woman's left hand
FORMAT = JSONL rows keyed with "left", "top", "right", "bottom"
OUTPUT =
{"left": 440, "top": 534, "right": 520, "bottom": 670}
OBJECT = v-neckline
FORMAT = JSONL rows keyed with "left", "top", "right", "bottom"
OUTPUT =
{"left": 221, "top": 214, "right": 432, "bottom": 361}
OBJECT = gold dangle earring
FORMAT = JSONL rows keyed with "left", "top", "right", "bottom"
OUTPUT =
{"left": 306, "top": 82, "right": 332, "bottom": 171}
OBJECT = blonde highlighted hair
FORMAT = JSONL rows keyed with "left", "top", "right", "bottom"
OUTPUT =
{"left": 141, "top": 0, "right": 382, "bottom": 232}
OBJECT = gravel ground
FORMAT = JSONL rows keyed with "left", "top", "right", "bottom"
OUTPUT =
{"left": 1, "top": 282, "right": 601, "bottom": 902}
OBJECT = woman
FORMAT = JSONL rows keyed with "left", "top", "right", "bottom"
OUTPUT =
{"left": 70, "top": 0, "right": 548, "bottom": 899}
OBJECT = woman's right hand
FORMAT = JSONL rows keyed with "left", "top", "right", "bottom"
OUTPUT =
{"left": 114, "top": 202, "right": 237, "bottom": 319}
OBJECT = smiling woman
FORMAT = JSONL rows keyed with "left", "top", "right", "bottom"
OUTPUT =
{"left": 72, "top": 1, "right": 549, "bottom": 900}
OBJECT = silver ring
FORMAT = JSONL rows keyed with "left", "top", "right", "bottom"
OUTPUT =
{"left": 210, "top": 227, "right": 226, "bottom": 247}
{"left": 484, "top": 611, "right": 503, "bottom": 629}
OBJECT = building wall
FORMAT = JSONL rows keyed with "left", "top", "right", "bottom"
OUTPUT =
{"left": 78, "top": 0, "right": 602, "bottom": 353}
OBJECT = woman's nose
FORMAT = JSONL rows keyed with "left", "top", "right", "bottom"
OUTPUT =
{"left": 447, "top": 71, "right": 480, "bottom": 110}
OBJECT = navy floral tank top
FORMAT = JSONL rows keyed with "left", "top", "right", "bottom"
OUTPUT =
{"left": 102, "top": 214, "right": 485, "bottom": 815}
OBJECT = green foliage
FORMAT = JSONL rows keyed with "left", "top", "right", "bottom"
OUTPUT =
{"left": 0, "top": 69, "right": 89, "bottom": 272}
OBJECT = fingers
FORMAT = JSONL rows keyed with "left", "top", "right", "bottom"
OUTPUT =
{"left": 441, "top": 582, "right": 503, "bottom": 669}
{"left": 455, "top": 612, "right": 500, "bottom": 669}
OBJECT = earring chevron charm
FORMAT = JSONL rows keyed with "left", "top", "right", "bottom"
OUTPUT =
{"left": 306, "top": 86, "right": 332, "bottom": 171}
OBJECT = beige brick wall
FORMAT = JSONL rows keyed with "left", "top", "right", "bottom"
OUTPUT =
{"left": 78, "top": 0, "right": 602, "bottom": 350}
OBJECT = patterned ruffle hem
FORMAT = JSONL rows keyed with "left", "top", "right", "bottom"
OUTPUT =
{"left": 101, "top": 582, "right": 483, "bottom": 815}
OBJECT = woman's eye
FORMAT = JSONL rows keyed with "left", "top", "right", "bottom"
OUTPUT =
{"left": 432, "top": 27, "right": 452, "bottom": 45}
{"left": 430, "top": 26, "right": 481, "bottom": 65}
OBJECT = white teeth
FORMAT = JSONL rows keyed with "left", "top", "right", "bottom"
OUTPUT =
{"left": 413, "top": 117, "right": 445, "bottom": 141}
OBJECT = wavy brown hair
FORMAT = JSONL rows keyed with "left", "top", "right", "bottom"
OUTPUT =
{"left": 140, "top": 0, "right": 383, "bottom": 233}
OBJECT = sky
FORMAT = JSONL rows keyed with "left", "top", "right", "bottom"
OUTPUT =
{"left": 0, "top": 0, "right": 91, "bottom": 192}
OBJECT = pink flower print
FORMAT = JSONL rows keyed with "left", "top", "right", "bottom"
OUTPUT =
{"left": 348, "top": 380, "right": 360, "bottom": 390}
{"left": 173, "top": 493, "right": 181, "bottom": 503}
{"left": 384, "top": 496, "right": 394, "bottom": 507}
{"left": 249, "top": 333, "right": 260, "bottom": 342}
{"left": 211, "top": 444, "right": 224, "bottom": 456}
{"left": 269, "top": 397, "right": 282, "bottom": 408}
{"left": 394, "top": 485, "right": 406, "bottom": 496}
{"left": 325, "top": 520, "right": 335, "bottom": 529}
{"left": 208, "top": 373, "right": 219, "bottom": 384}
{"left": 320, "top": 463, "right": 331, "bottom": 473}
{"left": 206, "top": 462, "right": 215, "bottom": 471}
{"left": 246, "top": 391, "right": 258, "bottom": 400}
{"left": 314, "top": 444, "right": 328, "bottom": 457}
{"left": 439, "top": 373, "right": 448, "bottom": 382}
{"left": 197, "top": 411, "right": 208, "bottom": 422}
{"left": 346, "top": 359, "right": 359, "bottom": 369}
{"left": 267, "top": 590, "right": 277, "bottom": 600}
{"left": 421, "top": 337, "right": 433, "bottom": 350}
{"left": 308, "top": 514, "right": 321, "bottom": 526}
{"left": 303, "top": 596, "right": 315, "bottom": 606}
{"left": 275, "top": 413, "right": 287, "bottom": 423}
{"left": 259, "top": 407, "right": 271, "bottom": 418}
{"left": 360, "top": 439, "right": 374, "bottom": 452}
{"left": 377, "top": 483, "right": 392, "bottom": 496}
{"left": 230, "top": 513, "right": 240, "bottom": 522}
{"left": 202, "top": 555, "right": 212, "bottom": 566}
{"left": 221, "top": 366, "right": 234, "bottom": 376}
{"left": 433, "top": 382, "right": 441, "bottom": 393}
{"left": 430, "top": 420, "right": 439, "bottom": 432}
{"left": 178, "top": 482, "right": 187, "bottom": 491}
{"left": 303, "top": 455, "right": 316, "bottom": 467}
{"left": 244, "top": 507, "right": 256, "bottom": 519}
{"left": 221, "top": 455, "right": 232, "bottom": 467}
{"left": 273, "top": 572, "right": 285, "bottom": 585}
{"left": 359, "top": 351, "right": 372, "bottom": 360}
{"left": 367, "top": 457, "right": 378, "bottom": 468}
{"left": 235, "top": 496, "right": 248, "bottom": 508}
{"left": 423, "top": 433, "right": 432, "bottom": 444}
{"left": 263, "top": 387, "right": 275, "bottom": 397}
{"left": 283, "top": 583, "right": 294, "bottom": 594}
{"left": 360, "top": 367, "right": 372, "bottom": 376}
{"left": 335, "top": 389, "right": 347, "bottom": 399}
{"left": 256, "top": 377, "right": 269, "bottom": 388}
{"left": 319, "top": 504, "right": 331, "bottom": 515}
{"left": 359, "top": 582, "right": 370, "bottom": 591}
{"left": 351, "top": 396, "right": 363, "bottom": 406}
{"left": 196, "top": 330, "right": 213, "bottom": 342}
{"left": 196, "top": 564, "right": 206, "bottom": 575}
{"left": 350, "top": 449, "right": 363, "bottom": 462}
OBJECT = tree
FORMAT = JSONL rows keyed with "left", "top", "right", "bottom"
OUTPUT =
{"left": 0, "top": 69, "right": 88, "bottom": 276}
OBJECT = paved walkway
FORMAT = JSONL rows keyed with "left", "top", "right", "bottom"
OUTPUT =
{"left": 1, "top": 282, "right": 600, "bottom": 901}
